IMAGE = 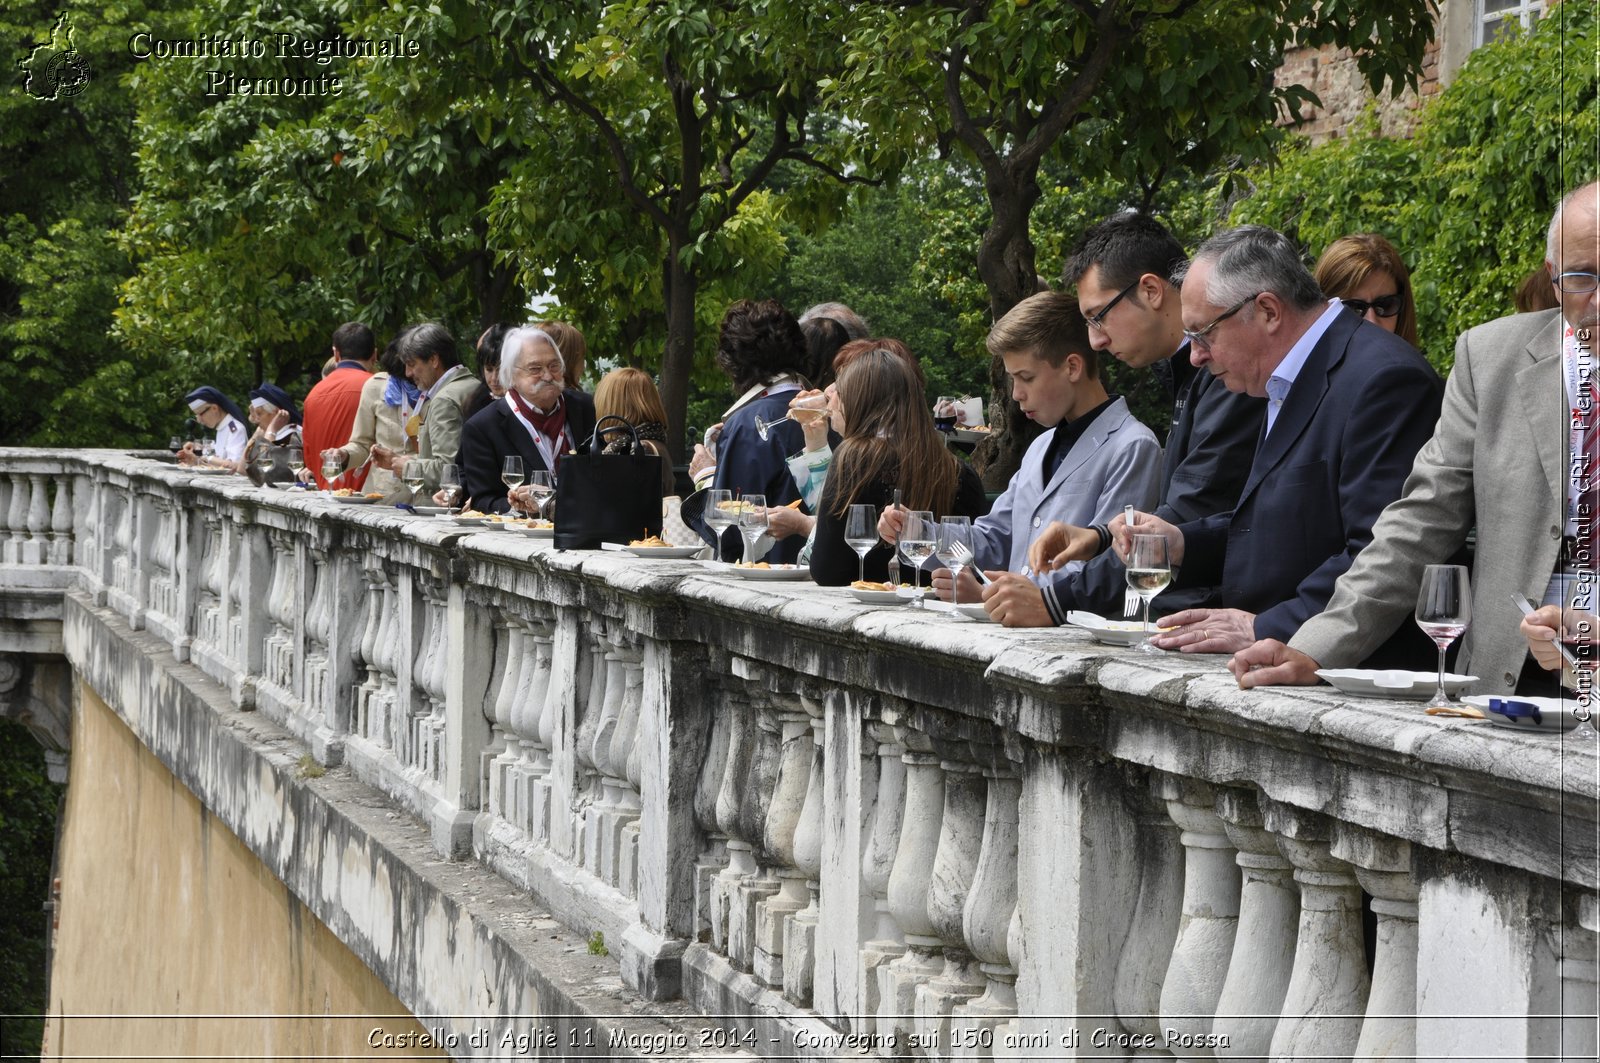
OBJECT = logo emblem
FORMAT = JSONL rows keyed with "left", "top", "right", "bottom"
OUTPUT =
{"left": 20, "top": 13, "right": 92, "bottom": 101}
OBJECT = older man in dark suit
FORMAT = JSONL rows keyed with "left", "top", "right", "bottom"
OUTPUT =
{"left": 1085, "top": 225, "right": 1443, "bottom": 664}
{"left": 459, "top": 325, "right": 597, "bottom": 514}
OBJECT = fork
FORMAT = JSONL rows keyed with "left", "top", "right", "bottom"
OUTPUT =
{"left": 1122, "top": 505, "right": 1141, "bottom": 617}
{"left": 949, "top": 539, "right": 990, "bottom": 586}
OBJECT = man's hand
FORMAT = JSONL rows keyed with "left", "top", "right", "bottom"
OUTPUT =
{"left": 765, "top": 505, "right": 814, "bottom": 540}
{"left": 1227, "top": 639, "right": 1323, "bottom": 688}
{"left": 369, "top": 444, "right": 402, "bottom": 473}
{"left": 176, "top": 442, "right": 197, "bottom": 467}
{"left": 1027, "top": 522, "right": 1100, "bottom": 574}
{"left": 1112, "top": 511, "right": 1185, "bottom": 567}
{"left": 1521, "top": 604, "right": 1596, "bottom": 682}
{"left": 979, "top": 572, "right": 1052, "bottom": 627}
{"left": 878, "top": 504, "right": 907, "bottom": 545}
{"left": 688, "top": 442, "right": 716, "bottom": 481}
{"left": 930, "top": 566, "right": 982, "bottom": 603}
{"left": 1150, "top": 608, "right": 1257, "bottom": 654}
{"left": 266, "top": 409, "right": 291, "bottom": 435}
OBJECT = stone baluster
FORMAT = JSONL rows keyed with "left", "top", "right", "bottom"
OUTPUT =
{"left": 517, "top": 616, "right": 559, "bottom": 842}
{"left": 49, "top": 474, "right": 73, "bottom": 564}
{"left": 879, "top": 727, "right": 947, "bottom": 1057}
{"left": 692, "top": 686, "right": 734, "bottom": 944}
{"left": 1560, "top": 893, "right": 1599, "bottom": 1063}
{"left": 914, "top": 749, "right": 988, "bottom": 1059}
{"left": 569, "top": 621, "right": 610, "bottom": 858}
{"left": 1210, "top": 788, "right": 1298, "bottom": 1059}
{"left": 1156, "top": 774, "right": 1241, "bottom": 1057}
{"left": 303, "top": 549, "right": 333, "bottom": 712}
{"left": 728, "top": 680, "right": 784, "bottom": 974}
{"left": 610, "top": 644, "right": 646, "bottom": 896}
{"left": 858, "top": 720, "right": 908, "bottom": 1040}
{"left": 413, "top": 579, "right": 449, "bottom": 784}
{"left": 0, "top": 475, "right": 13, "bottom": 558}
{"left": 780, "top": 694, "right": 825, "bottom": 1007}
{"left": 1111, "top": 770, "right": 1185, "bottom": 1059}
{"left": 949, "top": 763, "right": 1020, "bottom": 1062}
{"left": 194, "top": 514, "right": 224, "bottom": 656}
{"left": 23, "top": 473, "right": 49, "bottom": 564}
{"left": 708, "top": 689, "right": 757, "bottom": 956}
{"left": 1329, "top": 826, "right": 1418, "bottom": 1062}
{"left": 263, "top": 533, "right": 298, "bottom": 694}
{"left": 1262, "top": 801, "right": 1368, "bottom": 1059}
{"left": 355, "top": 560, "right": 389, "bottom": 745}
{"left": 584, "top": 632, "right": 630, "bottom": 878}
{"left": 110, "top": 485, "right": 134, "bottom": 601}
{"left": 752, "top": 693, "right": 814, "bottom": 988}
{"left": 480, "top": 611, "right": 521, "bottom": 820}
{"left": 504, "top": 615, "right": 546, "bottom": 832}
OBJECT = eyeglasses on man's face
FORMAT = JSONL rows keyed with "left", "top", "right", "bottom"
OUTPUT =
{"left": 1183, "top": 292, "right": 1261, "bottom": 352}
{"left": 1555, "top": 272, "right": 1600, "bottom": 294}
{"left": 1084, "top": 277, "right": 1140, "bottom": 332}
{"left": 1341, "top": 292, "right": 1403, "bottom": 318}
{"left": 515, "top": 361, "right": 563, "bottom": 380}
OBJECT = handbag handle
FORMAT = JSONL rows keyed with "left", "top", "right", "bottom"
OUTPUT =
{"left": 589, "top": 414, "right": 641, "bottom": 452}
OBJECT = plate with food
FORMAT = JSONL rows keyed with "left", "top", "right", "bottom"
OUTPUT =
{"left": 848, "top": 580, "right": 913, "bottom": 604}
{"left": 187, "top": 465, "right": 234, "bottom": 475}
{"left": 1461, "top": 695, "right": 1586, "bottom": 732}
{"left": 332, "top": 489, "right": 386, "bottom": 505}
{"left": 452, "top": 509, "right": 494, "bottom": 526}
{"left": 1314, "top": 669, "right": 1478, "bottom": 700}
{"left": 1064, "top": 610, "right": 1172, "bottom": 647}
{"left": 622, "top": 535, "right": 704, "bottom": 558}
{"left": 507, "top": 519, "right": 555, "bottom": 538}
{"left": 713, "top": 561, "right": 813, "bottom": 582}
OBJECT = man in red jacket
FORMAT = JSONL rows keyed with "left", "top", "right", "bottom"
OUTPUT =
{"left": 302, "top": 322, "right": 376, "bottom": 489}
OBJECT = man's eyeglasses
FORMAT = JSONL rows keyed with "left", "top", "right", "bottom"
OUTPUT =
{"left": 1555, "top": 272, "right": 1600, "bottom": 294}
{"left": 1340, "top": 292, "right": 1403, "bottom": 318}
{"left": 515, "top": 362, "right": 563, "bottom": 379}
{"left": 1084, "top": 277, "right": 1140, "bottom": 332}
{"left": 1183, "top": 293, "right": 1261, "bottom": 352}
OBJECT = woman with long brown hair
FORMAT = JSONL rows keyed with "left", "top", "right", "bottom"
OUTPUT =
{"left": 808, "top": 343, "right": 987, "bottom": 586}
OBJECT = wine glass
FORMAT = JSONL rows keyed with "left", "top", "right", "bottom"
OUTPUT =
{"left": 527, "top": 470, "right": 554, "bottom": 522}
{"left": 1126, "top": 534, "right": 1171, "bottom": 654}
{"left": 403, "top": 461, "right": 427, "bottom": 501}
{"left": 737, "top": 494, "right": 769, "bottom": 564}
{"left": 933, "top": 396, "right": 958, "bottom": 433}
{"left": 438, "top": 464, "right": 464, "bottom": 512}
{"left": 1414, "top": 564, "right": 1471, "bottom": 712}
{"left": 936, "top": 516, "right": 974, "bottom": 610}
{"left": 502, "top": 456, "right": 524, "bottom": 515}
{"left": 167, "top": 435, "right": 184, "bottom": 454}
{"left": 704, "top": 489, "right": 735, "bottom": 558}
{"left": 321, "top": 452, "right": 343, "bottom": 490}
{"left": 844, "top": 504, "right": 878, "bottom": 585}
{"left": 898, "top": 510, "right": 936, "bottom": 606}
{"left": 287, "top": 447, "right": 305, "bottom": 484}
{"left": 200, "top": 439, "right": 216, "bottom": 464}
{"left": 252, "top": 445, "right": 276, "bottom": 481}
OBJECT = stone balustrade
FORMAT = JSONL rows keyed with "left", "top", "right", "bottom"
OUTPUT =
{"left": 2, "top": 447, "right": 1597, "bottom": 1062}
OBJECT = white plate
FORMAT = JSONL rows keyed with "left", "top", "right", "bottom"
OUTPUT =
{"left": 624, "top": 544, "right": 705, "bottom": 558}
{"left": 1461, "top": 695, "right": 1587, "bottom": 732}
{"left": 332, "top": 496, "right": 381, "bottom": 505}
{"left": 1065, "top": 610, "right": 1170, "bottom": 647}
{"left": 1315, "top": 669, "right": 1478, "bottom": 700}
{"left": 848, "top": 587, "right": 913, "bottom": 605}
{"left": 951, "top": 428, "right": 992, "bottom": 444}
{"left": 412, "top": 505, "right": 450, "bottom": 515}
{"left": 453, "top": 515, "right": 493, "bottom": 526}
{"left": 712, "top": 562, "right": 812, "bottom": 582}
{"left": 928, "top": 601, "right": 996, "bottom": 623}
{"left": 509, "top": 524, "right": 555, "bottom": 538}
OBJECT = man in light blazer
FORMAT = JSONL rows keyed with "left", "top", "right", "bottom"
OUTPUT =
{"left": 882, "top": 291, "right": 1162, "bottom": 615}
{"left": 1234, "top": 180, "right": 1600, "bottom": 695}
{"left": 1084, "top": 225, "right": 1443, "bottom": 664}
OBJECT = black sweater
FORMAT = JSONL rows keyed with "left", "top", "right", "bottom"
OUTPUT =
{"left": 809, "top": 463, "right": 989, "bottom": 586}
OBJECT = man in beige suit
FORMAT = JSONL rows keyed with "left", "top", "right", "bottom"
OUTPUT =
{"left": 1231, "top": 179, "right": 1600, "bottom": 695}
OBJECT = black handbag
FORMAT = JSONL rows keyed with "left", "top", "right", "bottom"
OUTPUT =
{"left": 553, "top": 415, "right": 666, "bottom": 549}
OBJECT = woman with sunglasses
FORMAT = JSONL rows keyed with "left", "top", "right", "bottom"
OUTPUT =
{"left": 1314, "top": 233, "right": 1419, "bottom": 347}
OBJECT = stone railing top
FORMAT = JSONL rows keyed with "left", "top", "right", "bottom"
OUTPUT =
{"left": 5, "top": 449, "right": 1597, "bottom": 888}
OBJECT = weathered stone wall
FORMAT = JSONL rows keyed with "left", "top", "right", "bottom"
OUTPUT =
{"left": 1273, "top": 35, "right": 1443, "bottom": 144}
{"left": 44, "top": 683, "right": 433, "bottom": 1060}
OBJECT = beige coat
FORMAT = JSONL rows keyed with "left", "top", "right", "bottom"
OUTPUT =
{"left": 1291, "top": 308, "right": 1566, "bottom": 694}
{"left": 336, "top": 372, "right": 406, "bottom": 496}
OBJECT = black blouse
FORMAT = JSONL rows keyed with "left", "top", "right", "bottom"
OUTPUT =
{"left": 809, "top": 463, "right": 989, "bottom": 586}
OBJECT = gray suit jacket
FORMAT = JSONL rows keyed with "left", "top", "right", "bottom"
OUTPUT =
{"left": 1291, "top": 308, "right": 1567, "bottom": 694}
{"left": 972, "top": 396, "right": 1162, "bottom": 579}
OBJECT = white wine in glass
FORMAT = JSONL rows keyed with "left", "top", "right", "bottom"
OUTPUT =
{"left": 1414, "top": 564, "right": 1470, "bottom": 712}
{"left": 704, "top": 489, "right": 735, "bottom": 559}
{"left": 898, "top": 510, "right": 937, "bottom": 605}
{"left": 502, "top": 456, "right": 524, "bottom": 515}
{"left": 738, "top": 495, "right": 769, "bottom": 564}
{"left": 1126, "top": 534, "right": 1171, "bottom": 653}
{"left": 844, "top": 504, "right": 878, "bottom": 585}
{"left": 936, "top": 516, "right": 974, "bottom": 609}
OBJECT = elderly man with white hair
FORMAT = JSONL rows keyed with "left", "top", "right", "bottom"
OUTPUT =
{"left": 458, "top": 325, "right": 598, "bottom": 513}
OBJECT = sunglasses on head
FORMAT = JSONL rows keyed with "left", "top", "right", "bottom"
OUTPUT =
{"left": 1341, "top": 292, "right": 1403, "bottom": 319}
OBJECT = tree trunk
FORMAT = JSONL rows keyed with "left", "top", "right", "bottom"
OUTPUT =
{"left": 658, "top": 234, "right": 698, "bottom": 463}
{"left": 969, "top": 166, "right": 1045, "bottom": 491}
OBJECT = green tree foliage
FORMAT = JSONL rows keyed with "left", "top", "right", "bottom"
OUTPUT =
{"left": 0, "top": 724, "right": 64, "bottom": 1059}
{"left": 0, "top": 1, "right": 151, "bottom": 447}
{"left": 1230, "top": 0, "right": 1598, "bottom": 369}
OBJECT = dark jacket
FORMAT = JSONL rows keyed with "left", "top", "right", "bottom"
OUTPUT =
{"left": 459, "top": 390, "right": 597, "bottom": 513}
{"left": 1043, "top": 346, "right": 1266, "bottom": 620}
{"left": 1173, "top": 310, "right": 1444, "bottom": 667}
{"left": 705, "top": 393, "right": 807, "bottom": 562}
{"left": 809, "top": 463, "right": 989, "bottom": 586}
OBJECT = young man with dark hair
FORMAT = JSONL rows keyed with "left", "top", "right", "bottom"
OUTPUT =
{"left": 883, "top": 291, "right": 1162, "bottom": 610}
{"left": 302, "top": 321, "right": 378, "bottom": 489}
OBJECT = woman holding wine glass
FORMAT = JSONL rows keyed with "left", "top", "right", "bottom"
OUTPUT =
{"left": 807, "top": 346, "right": 986, "bottom": 586}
